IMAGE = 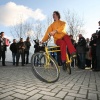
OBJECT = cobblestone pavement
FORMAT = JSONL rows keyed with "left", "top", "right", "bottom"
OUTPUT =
{"left": 0, "top": 63, "right": 100, "bottom": 100}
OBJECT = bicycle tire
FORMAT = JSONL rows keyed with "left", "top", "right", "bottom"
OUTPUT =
{"left": 66, "top": 63, "right": 71, "bottom": 74}
{"left": 31, "top": 52, "right": 60, "bottom": 83}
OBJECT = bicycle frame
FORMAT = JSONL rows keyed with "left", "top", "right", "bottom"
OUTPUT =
{"left": 44, "top": 45, "right": 71, "bottom": 65}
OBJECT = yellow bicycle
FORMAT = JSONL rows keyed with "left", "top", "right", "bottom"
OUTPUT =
{"left": 31, "top": 41, "right": 72, "bottom": 83}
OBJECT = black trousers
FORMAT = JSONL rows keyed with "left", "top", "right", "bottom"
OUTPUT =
{"left": 96, "top": 56, "right": 100, "bottom": 71}
{"left": 16, "top": 52, "right": 24, "bottom": 66}
{"left": 92, "top": 54, "right": 96, "bottom": 70}
{"left": 24, "top": 51, "right": 29, "bottom": 64}
{"left": 86, "top": 59, "right": 91, "bottom": 67}
{"left": 0, "top": 50, "right": 6, "bottom": 66}
{"left": 57, "top": 52, "right": 62, "bottom": 66}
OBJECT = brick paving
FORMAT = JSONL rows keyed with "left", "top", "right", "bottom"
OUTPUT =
{"left": 0, "top": 63, "right": 100, "bottom": 100}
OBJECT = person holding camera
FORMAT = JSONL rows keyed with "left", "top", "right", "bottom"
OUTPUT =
{"left": 96, "top": 31, "right": 100, "bottom": 71}
{"left": 34, "top": 39, "right": 40, "bottom": 53}
{"left": 16, "top": 38, "right": 26, "bottom": 66}
{"left": 95, "top": 21, "right": 100, "bottom": 71}
{"left": 89, "top": 33, "right": 97, "bottom": 71}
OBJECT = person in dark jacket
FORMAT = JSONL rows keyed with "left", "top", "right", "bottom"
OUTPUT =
{"left": 16, "top": 38, "right": 25, "bottom": 66}
{"left": 10, "top": 39, "right": 17, "bottom": 65}
{"left": 89, "top": 33, "right": 97, "bottom": 71}
{"left": 95, "top": 22, "right": 100, "bottom": 71}
{"left": 0, "top": 32, "right": 7, "bottom": 66}
{"left": 76, "top": 34, "right": 86, "bottom": 69}
{"left": 24, "top": 37, "right": 31, "bottom": 64}
{"left": 96, "top": 32, "right": 100, "bottom": 71}
{"left": 34, "top": 39, "right": 40, "bottom": 53}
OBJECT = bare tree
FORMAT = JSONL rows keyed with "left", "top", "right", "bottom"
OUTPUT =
{"left": 10, "top": 14, "right": 54, "bottom": 44}
{"left": 42, "top": 16, "right": 53, "bottom": 44}
{"left": 10, "top": 16, "right": 33, "bottom": 41}
{"left": 64, "top": 10, "right": 85, "bottom": 40}
{"left": 47, "top": 16, "right": 53, "bottom": 26}
{"left": 33, "top": 21, "right": 43, "bottom": 40}
{"left": 42, "top": 16, "right": 53, "bottom": 34}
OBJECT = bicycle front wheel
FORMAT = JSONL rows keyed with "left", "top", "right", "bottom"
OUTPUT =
{"left": 31, "top": 52, "right": 60, "bottom": 83}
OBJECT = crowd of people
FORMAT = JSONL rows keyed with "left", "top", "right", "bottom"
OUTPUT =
{"left": 0, "top": 11, "right": 100, "bottom": 72}
{"left": 70, "top": 32, "right": 100, "bottom": 72}
{"left": 0, "top": 32, "right": 31, "bottom": 66}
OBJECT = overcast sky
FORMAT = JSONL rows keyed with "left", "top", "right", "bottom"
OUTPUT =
{"left": 0, "top": 0, "right": 100, "bottom": 40}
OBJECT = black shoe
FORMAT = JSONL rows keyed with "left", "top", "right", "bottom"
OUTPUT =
{"left": 58, "top": 62, "right": 62, "bottom": 66}
{"left": 16, "top": 64, "right": 19, "bottom": 66}
{"left": 22, "top": 64, "right": 25, "bottom": 66}
{"left": 62, "top": 62, "right": 67, "bottom": 71}
{"left": 2, "top": 65, "right": 6, "bottom": 66}
{"left": 70, "top": 52, "right": 76, "bottom": 61}
{"left": 81, "top": 68, "right": 85, "bottom": 70}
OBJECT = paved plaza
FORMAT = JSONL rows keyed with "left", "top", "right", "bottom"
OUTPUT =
{"left": 0, "top": 63, "right": 100, "bottom": 100}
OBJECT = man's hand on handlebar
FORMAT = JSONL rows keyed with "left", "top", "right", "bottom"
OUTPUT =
{"left": 49, "top": 30, "right": 57, "bottom": 36}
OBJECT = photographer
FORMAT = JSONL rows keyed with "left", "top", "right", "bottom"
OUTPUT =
{"left": 95, "top": 21, "right": 100, "bottom": 71}
{"left": 34, "top": 39, "right": 40, "bottom": 53}
{"left": 96, "top": 31, "right": 100, "bottom": 71}
{"left": 89, "top": 33, "right": 97, "bottom": 71}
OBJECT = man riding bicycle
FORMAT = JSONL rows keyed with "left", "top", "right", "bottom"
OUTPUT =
{"left": 41, "top": 11, "right": 76, "bottom": 71}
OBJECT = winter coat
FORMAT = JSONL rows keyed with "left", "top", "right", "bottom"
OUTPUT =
{"left": 76, "top": 37, "right": 86, "bottom": 53}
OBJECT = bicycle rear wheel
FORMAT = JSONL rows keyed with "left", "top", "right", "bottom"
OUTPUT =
{"left": 31, "top": 52, "right": 60, "bottom": 83}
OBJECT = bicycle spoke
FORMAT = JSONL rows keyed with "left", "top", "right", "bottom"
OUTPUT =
{"left": 31, "top": 52, "right": 60, "bottom": 83}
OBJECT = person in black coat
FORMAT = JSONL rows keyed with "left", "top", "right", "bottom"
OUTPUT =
{"left": 0, "top": 32, "right": 7, "bottom": 66}
{"left": 76, "top": 34, "right": 86, "bottom": 69}
{"left": 89, "top": 33, "right": 97, "bottom": 71}
{"left": 10, "top": 39, "right": 17, "bottom": 65}
{"left": 34, "top": 39, "right": 40, "bottom": 53}
{"left": 96, "top": 31, "right": 100, "bottom": 71}
{"left": 24, "top": 37, "right": 31, "bottom": 64}
{"left": 16, "top": 38, "right": 25, "bottom": 66}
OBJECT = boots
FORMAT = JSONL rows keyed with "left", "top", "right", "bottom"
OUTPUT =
{"left": 62, "top": 61, "right": 67, "bottom": 71}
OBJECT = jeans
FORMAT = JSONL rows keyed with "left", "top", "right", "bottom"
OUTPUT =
{"left": 24, "top": 51, "right": 29, "bottom": 64}
{"left": 12, "top": 53, "right": 17, "bottom": 65}
{"left": 16, "top": 52, "right": 24, "bottom": 66}
{"left": 78, "top": 53, "right": 86, "bottom": 69}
